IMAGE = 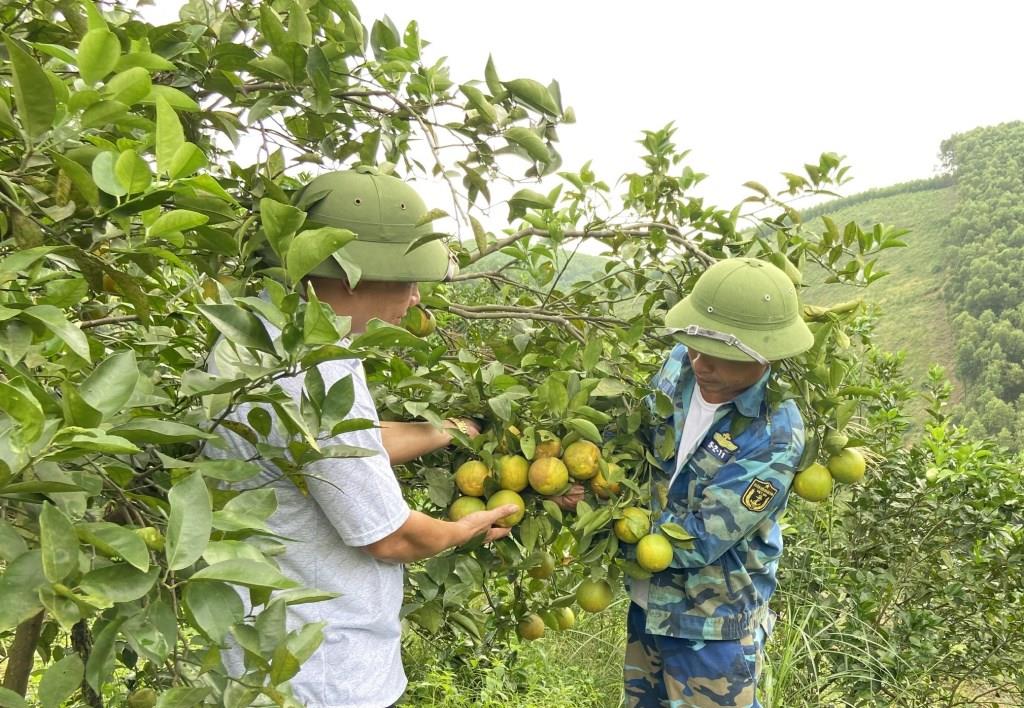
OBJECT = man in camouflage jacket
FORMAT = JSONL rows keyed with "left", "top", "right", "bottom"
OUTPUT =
{"left": 624, "top": 258, "right": 814, "bottom": 708}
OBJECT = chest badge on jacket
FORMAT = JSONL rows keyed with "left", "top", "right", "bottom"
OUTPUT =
{"left": 703, "top": 431, "right": 738, "bottom": 462}
{"left": 740, "top": 478, "right": 778, "bottom": 512}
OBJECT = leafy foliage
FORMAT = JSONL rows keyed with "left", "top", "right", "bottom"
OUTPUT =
{"left": 1, "top": 1, "right": 1011, "bottom": 707}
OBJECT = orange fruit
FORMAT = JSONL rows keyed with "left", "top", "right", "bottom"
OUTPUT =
{"left": 528, "top": 457, "right": 569, "bottom": 495}
{"left": 827, "top": 448, "right": 866, "bottom": 484}
{"left": 448, "top": 496, "right": 486, "bottom": 521}
{"left": 793, "top": 463, "right": 833, "bottom": 502}
{"left": 533, "top": 436, "right": 562, "bottom": 460}
{"left": 517, "top": 613, "right": 545, "bottom": 640}
{"left": 613, "top": 507, "right": 649, "bottom": 544}
{"left": 496, "top": 454, "right": 529, "bottom": 491}
{"left": 636, "top": 533, "right": 673, "bottom": 572}
{"left": 454, "top": 460, "right": 490, "bottom": 497}
{"left": 563, "top": 440, "right": 600, "bottom": 480}
{"left": 486, "top": 490, "right": 525, "bottom": 527}
{"left": 576, "top": 579, "right": 613, "bottom": 613}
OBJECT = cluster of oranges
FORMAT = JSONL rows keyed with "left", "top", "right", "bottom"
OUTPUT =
{"left": 447, "top": 436, "right": 618, "bottom": 527}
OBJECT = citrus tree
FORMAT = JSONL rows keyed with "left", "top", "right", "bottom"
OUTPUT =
{"left": 0, "top": 1, "right": 907, "bottom": 705}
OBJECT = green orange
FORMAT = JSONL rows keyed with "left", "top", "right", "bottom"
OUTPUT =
{"left": 486, "top": 489, "right": 526, "bottom": 527}
{"left": 528, "top": 456, "right": 569, "bottom": 495}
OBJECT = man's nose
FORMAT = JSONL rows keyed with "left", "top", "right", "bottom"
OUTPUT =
{"left": 409, "top": 284, "right": 421, "bottom": 307}
{"left": 691, "top": 352, "right": 712, "bottom": 373}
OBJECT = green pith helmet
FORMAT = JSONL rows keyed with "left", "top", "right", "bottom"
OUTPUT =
{"left": 290, "top": 166, "right": 456, "bottom": 282}
{"left": 664, "top": 257, "right": 813, "bottom": 363}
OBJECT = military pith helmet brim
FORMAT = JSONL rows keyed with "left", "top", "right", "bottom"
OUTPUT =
{"left": 664, "top": 258, "right": 813, "bottom": 362}
{"left": 297, "top": 167, "right": 457, "bottom": 282}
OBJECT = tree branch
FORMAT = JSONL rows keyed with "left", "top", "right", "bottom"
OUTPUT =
{"left": 1, "top": 612, "right": 43, "bottom": 697}
{"left": 448, "top": 304, "right": 586, "bottom": 344}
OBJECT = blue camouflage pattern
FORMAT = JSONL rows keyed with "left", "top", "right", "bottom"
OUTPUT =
{"left": 625, "top": 601, "right": 765, "bottom": 708}
{"left": 628, "top": 343, "right": 804, "bottom": 641}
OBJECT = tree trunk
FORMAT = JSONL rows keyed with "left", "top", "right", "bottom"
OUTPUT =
{"left": 1, "top": 611, "right": 44, "bottom": 697}
{"left": 71, "top": 620, "right": 104, "bottom": 708}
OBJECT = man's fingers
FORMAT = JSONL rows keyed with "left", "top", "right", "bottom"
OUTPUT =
{"left": 491, "top": 504, "right": 519, "bottom": 519}
{"left": 485, "top": 527, "right": 512, "bottom": 542}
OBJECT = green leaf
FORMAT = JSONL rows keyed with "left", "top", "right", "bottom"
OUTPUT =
{"left": 77, "top": 28, "right": 121, "bottom": 85}
{"left": 183, "top": 581, "right": 243, "bottom": 644}
{"left": 261, "top": 198, "right": 307, "bottom": 259}
{"left": 460, "top": 84, "right": 497, "bottom": 124}
{"left": 0, "top": 246, "right": 57, "bottom": 283}
{"left": 77, "top": 522, "right": 149, "bottom": 572}
{"left": 469, "top": 215, "right": 489, "bottom": 252}
{"left": 165, "top": 471, "right": 212, "bottom": 571}
{"left": 116, "top": 51, "right": 175, "bottom": 72}
{"left": 91, "top": 150, "right": 126, "bottom": 196}
{"left": 38, "top": 654, "right": 84, "bottom": 708}
{"left": 0, "top": 687, "right": 28, "bottom": 708}
{"left": 0, "top": 381, "right": 45, "bottom": 443}
{"left": 198, "top": 304, "right": 278, "bottom": 355}
{"left": 79, "top": 350, "right": 139, "bottom": 419}
{"left": 31, "top": 42, "right": 77, "bottom": 64}
{"left": 79, "top": 564, "right": 159, "bottom": 603}
{"left": 504, "top": 127, "right": 550, "bottom": 163}
{"left": 566, "top": 417, "right": 602, "bottom": 444}
{"left": 508, "top": 187, "right": 554, "bottom": 210}
{"left": 286, "top": 227, "right": 356, "bottom": 283}
{"left": 322, "top": 375, "right": 355, "bottom": 432}
{"left": 285, "top": 0, "right": 313, "bottom": 45}
{"left": 260, "top": 4, "right": 288, "bottom": 53}
{"left": 0, "top": 551, "right": 45, "bottom": 632}
{"left": 52, "top": 153, "right": 100, "bottom": 207}
{"left": 659, "top": 522, "right": 695, "bottom": 542}
{"left": 192, "top": 459, "right": 263, "bottom": 482}
{"left": 155, "top": 96, "right": 185, "bottom": 176}
{"left": 85, "top": 618, "right": 124, "bottom": 692}
{"left": 40, "top": 503, "right": 78, "bottom": 583}
{"left": 155, "top": 687, "right": 211, "bottom": 708}
{"left": 56, "top": 430, "right": 140, "bottom": 454}
{"left": 484, "top": 54, "right": 505, "bottom": 99}
{"left": 168, "top": 143, "right": 207, "bottom": 179}
{"left": 190, "top": 559, "right": 300, "bottom": 589}
{"left": 0, "top": 521, "right": 27, "bottom": 562}
{"left": 142, "top": 85, "right": 199, "bottom": 112}
{"left": 114, "top": 149, "right": 152, "bottom": 193}
{"left": 302, "top": 291, "right": 339, "bottom": 346}
{"left": 148, "top": 209, "right": 208, "bottom": 239}
{"left": 0, "top": 482, "right": 84, "bottom": 496}
{"left": 135, "top": 428, "right": 217, "bottom": 454}
{"left": 104, "top": 66, "right": 152, "bottom": 105}
{"left": 3, "top": 35, "right": 56, "bottom": 139}
{"left": 22, "top": 304, "right": 90, "bottom": 361}
{"left": 503, "top": 78, "right": 560, "bottom": 116}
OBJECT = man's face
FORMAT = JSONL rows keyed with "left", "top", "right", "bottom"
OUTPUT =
{"left": 687, "top": 347, "right": 769, "bottom": 404}
{"left": 365, "top": 281, "right": 420, "bottom": 325}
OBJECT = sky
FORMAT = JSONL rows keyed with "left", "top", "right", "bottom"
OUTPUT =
{"left": 139, "top": 1, "right": 1024, "bottom": 218}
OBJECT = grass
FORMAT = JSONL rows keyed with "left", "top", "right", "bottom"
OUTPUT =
{"left": 402, "top": 598, "right": 628, "bottom": 707}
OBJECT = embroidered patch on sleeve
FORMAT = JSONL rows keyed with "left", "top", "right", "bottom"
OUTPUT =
{"left": 740, "top": 478, "right": 778, "bottom": 512}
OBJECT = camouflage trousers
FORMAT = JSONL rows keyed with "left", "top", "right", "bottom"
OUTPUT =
{"left": 624, "top": 602, "right": 765, "bottom": 708}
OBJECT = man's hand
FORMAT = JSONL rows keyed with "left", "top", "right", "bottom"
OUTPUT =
{"left": 547, "top": 483, "right": 585, "bottom": 512}
{"left": 452, "top": 504, "right": 519, "bottom": 544}
{"left": 445, "top": 417, "right": 483, "bottom": 441}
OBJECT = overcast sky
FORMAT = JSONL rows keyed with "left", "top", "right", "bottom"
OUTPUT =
{"left": 141, "top": 1, "right": 1024, "bottom": 217}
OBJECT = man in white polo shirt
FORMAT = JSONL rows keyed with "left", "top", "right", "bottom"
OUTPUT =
{"left": 209, "top": 168, "right": 516, "bottom": 707}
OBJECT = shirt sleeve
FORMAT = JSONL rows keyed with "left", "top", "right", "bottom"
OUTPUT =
{"left": 279, "top": 359, "right": 410, "bottom": 548}
{"left": 657, "top": 423, "right": 801, "bottom": 569}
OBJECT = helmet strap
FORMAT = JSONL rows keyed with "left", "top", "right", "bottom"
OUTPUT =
{"left": 676, "top": 324, "right": 769, "bottom": 365}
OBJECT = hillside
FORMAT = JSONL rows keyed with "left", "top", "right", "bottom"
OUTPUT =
{"left": 800, "top": 184, "right": 962, "bottom": 401}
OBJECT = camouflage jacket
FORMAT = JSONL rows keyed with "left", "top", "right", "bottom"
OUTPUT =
{"left": 629, "top": 344, "right": 804, "bottom": 640}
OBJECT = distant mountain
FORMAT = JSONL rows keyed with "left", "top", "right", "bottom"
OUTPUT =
{"left": 799, "top": 179, "right": 961, "bottom": 403}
